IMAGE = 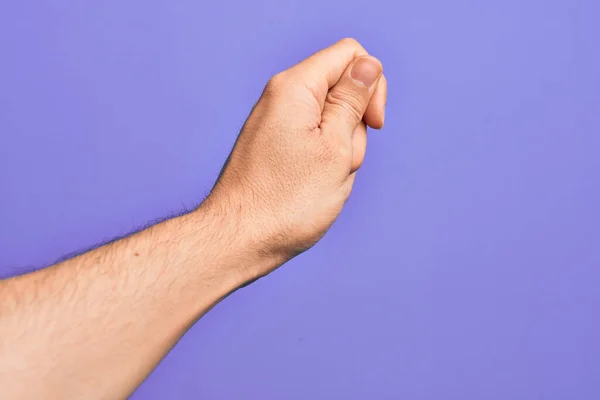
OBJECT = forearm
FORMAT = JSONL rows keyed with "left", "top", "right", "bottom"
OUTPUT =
{"left": 0, "top": 202, "right": 271, "bottom": 399}
{"left": 0, "top": 38, "right": 386, "bottom": 399}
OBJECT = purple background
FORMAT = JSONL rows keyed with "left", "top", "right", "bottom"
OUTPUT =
{"left": 1, "top": 1, "right": 599, "bottom": 399}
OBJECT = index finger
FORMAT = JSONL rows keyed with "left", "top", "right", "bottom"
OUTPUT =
{"left": 287, "top": 38, "right": 369, "bottom": 106}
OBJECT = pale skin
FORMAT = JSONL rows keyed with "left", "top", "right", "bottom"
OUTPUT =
{"left": 0, "top": 38, "right": 388, "bottom": 399}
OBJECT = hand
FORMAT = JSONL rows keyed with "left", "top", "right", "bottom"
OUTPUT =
{"left": 204, "top": 38, "right": 387, "bottom": 278}
{"left": 0, "top": 39, "right": 387, "bottom": 399}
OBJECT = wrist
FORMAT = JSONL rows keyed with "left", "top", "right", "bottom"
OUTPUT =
{"left": 189, "top": 196, "right": 285, "bottom": 286}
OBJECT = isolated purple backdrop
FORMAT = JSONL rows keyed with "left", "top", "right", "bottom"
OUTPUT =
{"left": 1, "top": 1, "right": 599, "bottom": 399}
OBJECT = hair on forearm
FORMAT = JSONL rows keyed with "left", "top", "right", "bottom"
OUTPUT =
{"left": 1, "top": 198, "right": 210, "bottom": 281}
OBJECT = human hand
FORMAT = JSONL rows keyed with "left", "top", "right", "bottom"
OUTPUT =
{"left": 0, "top": 39, "right": 386, "bottom": 400}
{"left": 204, "top": 38, "right": 387, "bottom": 279}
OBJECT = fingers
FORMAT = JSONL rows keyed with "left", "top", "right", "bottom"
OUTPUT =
{"left": 363, "top": 74, "right": 387, "bottom": 129}
{"left": 351, "top": 121, "right": 367, "bottom": 173}
{"left": 286, "top": 38, "right": 368, "bottom": 107}
{"left": 283, "top": 38, "right": 387, "bottom": 130}
{"left": 320, "top": 55, "right": 384, "bottom": 136}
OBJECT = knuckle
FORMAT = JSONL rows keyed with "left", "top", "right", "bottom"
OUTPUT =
{"left": 263, "top": 75, "right": 282, "bottom": 96}
{"left": 264, "top": 72, "right": 288, "bottom": 96}
{"left": 339, "top": 37, "right": 361, "bottom": 49}
{"left": 263, "top": 72, "right": 302, "bottom": 99}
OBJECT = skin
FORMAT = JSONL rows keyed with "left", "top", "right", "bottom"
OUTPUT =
{"left": 0, "top": 38, "right": 387, "bottom": 399}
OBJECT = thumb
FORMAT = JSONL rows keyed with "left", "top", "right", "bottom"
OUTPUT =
{"left": 320, "top": 55, "right": 383, "bottom": 135}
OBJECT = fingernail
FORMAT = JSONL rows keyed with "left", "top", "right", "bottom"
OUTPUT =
{"left": 351, "top": 57, "right": 381, "bottom": 88}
